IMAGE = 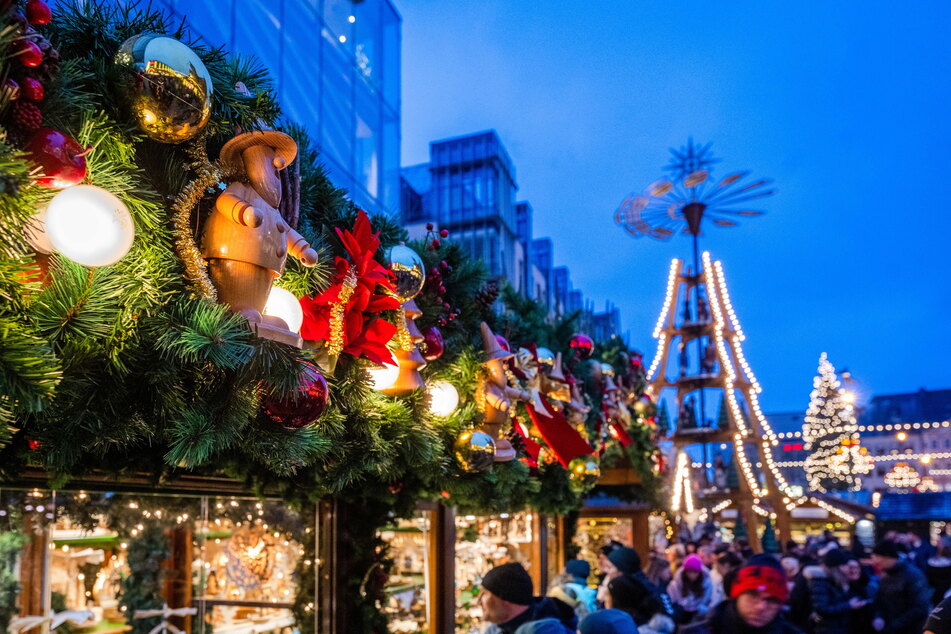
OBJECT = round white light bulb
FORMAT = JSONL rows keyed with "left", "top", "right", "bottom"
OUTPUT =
{"left": 263, "top": 286, "right": 304, "bottom": 333}
{"left": 428, "top": 381, "right": 459, "bottom": 417}
{"left": 368, "top": 361, "right": 399, "bottom": 391}
{"left": 45, "top": 185, "right": 135, "bottom": 267}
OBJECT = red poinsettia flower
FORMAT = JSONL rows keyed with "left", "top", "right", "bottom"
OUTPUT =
{"left": 299, "top": 210, "right": 400, "bottom": 364}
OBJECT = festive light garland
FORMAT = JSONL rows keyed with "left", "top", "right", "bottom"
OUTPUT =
{"left": 883, "top": 462, "right": 921, "bottom": 489}
{"left": 646, "top": 259, "right": 680, "bottom": 386}
{"left": 671, "top": 451, "right": 694, "bottom": 513}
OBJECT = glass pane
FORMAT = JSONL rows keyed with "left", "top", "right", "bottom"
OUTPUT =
{"left": 281, "top": 0, "right": 322, "bottom": 130}
{"left": 455, "top": 512, "right": 535, "bottom": 633}
{"left": 381, "top": 1, "right": 401, "bottom": 111}
{"left": 354, "top": 90, "right": 381, "bottom": 199}
{"left": 320, "top": 38, "right": 354, "bottom": 177}
{"left": 193, "top": 496, "right": 309, "bottom": 633}
{"left": 233, "top": 0, "right": 283, "bottom": 93}
{"left": 573, "top": 516, "right": 636, "bottom": 585}
{"left": 353, "top": 0, "right": 381, "bottom": 87}
{"left": 379, "top": 511, "right": 431, "bottom": 632}
{"left": 1, "top": 488, "right": 55, "bottom": 631}
{"left": 323, "top": 0, "right": 354, "bottom": 52}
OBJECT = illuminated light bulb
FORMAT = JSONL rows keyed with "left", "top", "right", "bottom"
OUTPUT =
{"left": 263, "top": 287, "right": 304, "bottom": 333}
{"left": 897, "top": 431, "right": 908, "bottom": 441}
{"left": 921, "top": 455, "right": 932, "bottom": 465}
{"left": 45, "top": 185, "right": 135, "bottom": 267}
{"left": 368, "top": 361, "right": 399, "bottom": 391}
{"left": 427, "top": 381, "right": 459, "bottom": 417}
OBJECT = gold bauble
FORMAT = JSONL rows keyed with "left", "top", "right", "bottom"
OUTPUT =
{"left": 115, "top": 33, "right": 214, "bottom": 143}
{"left": 568, "top": 456, "right": 600, "bottom": 492}
{"left": 454, "top": 430, "right": 496, "bottom": 473}
{"left": 600, "top": 362, "right": 616, "bottom": 378}
{"left": 385, "top": 244, "right": 426, "bottom": 302}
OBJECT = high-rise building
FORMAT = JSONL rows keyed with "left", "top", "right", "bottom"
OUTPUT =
{"left": 155, "top": 0, "right": 402, "bottom": 216}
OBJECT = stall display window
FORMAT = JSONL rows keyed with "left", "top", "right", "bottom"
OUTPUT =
{"left": 378, "top": 512, "right": 431, "bottom": 633}
{"left": 454, "top": 512, "right": 535, "bottom": 634}
{"left": 573, "top": 517, "right": 634, "bottom": 584}
{"left": 1, "top": 489, "right": 315, "bottom": 634}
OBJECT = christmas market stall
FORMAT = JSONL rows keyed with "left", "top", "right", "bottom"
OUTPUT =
{"left": 0, "top": 2, "right": 660, "bottom": 633}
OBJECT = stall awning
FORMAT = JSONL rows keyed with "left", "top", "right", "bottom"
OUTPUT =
{"left": 876, "top": 491, "right": 951, "bottom": 521}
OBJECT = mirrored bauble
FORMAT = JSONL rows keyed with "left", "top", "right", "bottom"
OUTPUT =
{"left": 454, "top": 430, "right": 495, "bottom": 473}
{"left": 536, "top": 347, "right": 555, "bottom": 370}
{"left": 569, "top": 333, "right": 594, "bottom": 360}
{"left": 262, "top": 363, "right": 328, "bottom": 429}
{"left": 385, "top": 244, "right": 425, "bottom": 302}
{"left": 115, "top": 33, "right": 214, "bottom": 143}
{"left": 568, "top": 455, "right": 601, "bottom": 491}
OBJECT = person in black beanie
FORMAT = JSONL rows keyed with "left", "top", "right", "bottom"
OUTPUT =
{"left": 870, "top": 539, "right": 930, "bottom": 633}
{"left": 478, "top": 562, "right": 576, "bottom": 634}
{"left": 605, "top": 547, "right": 677, "bottom": 633}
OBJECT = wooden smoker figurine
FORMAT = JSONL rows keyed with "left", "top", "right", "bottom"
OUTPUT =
{"left": 479, "top": 322, "right": 529, "bottom": 461}
{"left": 382, "top": 299, "right": 427, "bottom": 396}
{"left": 203, "top": 130, "right": 318, "bottom": 347}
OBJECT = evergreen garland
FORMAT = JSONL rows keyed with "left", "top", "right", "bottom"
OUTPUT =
{"left": 0, "top": 2, "right": 661, "bottom": 631}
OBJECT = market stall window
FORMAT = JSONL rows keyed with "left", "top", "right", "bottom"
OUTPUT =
{"left": 454, "top": 512, "right": 535, "bottom": 634}
{"left": 573, "top": 516, "right": 635, "bottom": 584}
{"left": 0, "top": 489, "right": 316, "bottom": 634}
{"left": 378, "top": 511, "right": 431, "bottom": 633}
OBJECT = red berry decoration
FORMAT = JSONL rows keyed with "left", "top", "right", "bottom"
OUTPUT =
{"left": 431, "top": 238, "right": 441, "bottom": 249}
{"left": 27, "top": 439, "right": 40, "bottom": 451}
{"left": 262, "top": 363, "right": 329, "bottom": 430}
{"left": 12, "top": 100, "right": 42, "bottom": 131}
{"left": 11, "top": 39, "right": 43, "bottom": 68}
{"left": 426, "top": 222, "right": 434, "bottom": 231}
{"left": 439, "top": 229, "right": 449, "bottom": 238}
{"left": 26, "top": 0, "right": 51, "bottom": 25}
{"left": 21, "top": 77, "right": 43, "bottom": 101}
{"left": 569, "top": 333, "right": 595, "bottom": 360}
{"left": 421, "top": 325, "right": 445, "bottom": 361}
{"left": 24, "top": 128, "right": 88, "bottom": 188}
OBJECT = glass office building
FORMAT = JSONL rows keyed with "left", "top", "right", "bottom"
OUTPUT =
{"left": 155, "top": 0, "right": 401, "bottom": 216}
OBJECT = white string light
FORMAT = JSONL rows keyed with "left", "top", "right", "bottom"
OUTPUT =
{"left": 671, "top": 451, "right": 695, "bottom": 513}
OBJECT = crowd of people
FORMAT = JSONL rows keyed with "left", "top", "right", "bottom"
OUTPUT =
{"left": 473, "top": 530, "right": 951, "bottom": 634}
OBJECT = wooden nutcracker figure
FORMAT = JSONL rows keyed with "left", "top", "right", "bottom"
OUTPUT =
{"left": 478, "top": 322, "right": 529, "bottom": 462}
{"left": 203, "top": 130, "right": 318, "bottom": 347}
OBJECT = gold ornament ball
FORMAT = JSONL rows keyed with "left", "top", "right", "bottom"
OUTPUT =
{"left": 115, "top": 33, "right": 214, "bottom": 143}
{"left": 385, "top": 244, "right": 425, "bottom": 302}
{"left": 454, "top": 430, "right": 496, "bottom": 473}
{"left": 568, "top": 456, "right": 600, "bottom": 491}
{"left": 600, "top": 362, "right": 616, "bottom": 378}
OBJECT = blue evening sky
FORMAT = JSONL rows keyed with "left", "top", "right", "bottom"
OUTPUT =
{"left": 399, "top": 1, "right": 951, "bottom": 413}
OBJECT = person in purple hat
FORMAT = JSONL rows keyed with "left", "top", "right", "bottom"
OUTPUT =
{"left": 668, "top": 553, "right": 714, "bottom": 623}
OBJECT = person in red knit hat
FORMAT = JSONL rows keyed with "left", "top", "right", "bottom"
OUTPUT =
{"left": 681, "top": 554, "right": 802, "bottom": 634}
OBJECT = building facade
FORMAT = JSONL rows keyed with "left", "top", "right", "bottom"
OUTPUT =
{"left": 156, "top": 0, "right": 402, "bottom": 216}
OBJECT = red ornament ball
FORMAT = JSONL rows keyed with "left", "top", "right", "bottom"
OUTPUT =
{"left": 495, "top": 334, "right": 511, "bottom": 353}
{"left": 426, "top": 222, "right": 434, "bottom": 231}
{"left": 439, "top": 229, "right": 449, "bottom": 238}
{"left": 24, "top": 128, "right": 88, "bottom": 189}
{"left": 26, "top": 0, "right": 51, "bottom": 25}
{"left": 262, "top": 363, "right": 329, "bottom": 430}
{"left": 21, "top": 77, "right": 43, "bottom": 101}
{"left": 431, "top": 238, "right": 441, "bottom": 249}
{"left": 569, "top": 333, "right": 594, "bottom": 360}
{"left": 11, "top": 39, "right": 43, "bottom": 67}
{"left": 421, "top": 325, "right": 445, "bottom": 361}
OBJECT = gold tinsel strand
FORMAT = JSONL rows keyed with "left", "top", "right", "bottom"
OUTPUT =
{"left": 172, "top": 137, "right": 221, "bottom": 300}
{"left": 395, "top": 306, "right": 414, "bottom": 351}
{"left": 327, "top": 266, "right": 358, "bottom": 358}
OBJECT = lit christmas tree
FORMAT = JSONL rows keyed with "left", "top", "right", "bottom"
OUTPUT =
{"left": 801, "top": 353, "right": 871, "bottom": 492}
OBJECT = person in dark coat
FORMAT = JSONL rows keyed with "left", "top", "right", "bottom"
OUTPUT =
{"left": 681, "top": 555, "right": 802, "bottom": 634}
{"left": 925, "top": 594, "right": 951, "bottom": 634}
{"left": 804, "top": 548, "right": 869, "bottom": 634}
{"left": 870, "top": 538, "right": 931, "bottom": 634}
{"left": 478, "top": 562, "right": 576, "bottom": 634}
{"left": 842, "top": 552, "right": 877, "bottom": 634}
{"left": 606, "top": 549, "right": 677, "bottom": 633}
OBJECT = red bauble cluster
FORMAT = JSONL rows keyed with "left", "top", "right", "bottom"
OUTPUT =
{"left": 2, "top": 1, "right": 84, "bottom": 189}
{"left": 423, "top": 259, "right": 461, "bottom": 327}
{"left": 262, "top": 363, "right": 329, "bottom": 430}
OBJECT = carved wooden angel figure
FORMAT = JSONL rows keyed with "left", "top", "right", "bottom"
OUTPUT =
{"left": 202, "top": 130, "right": 318, "bottom": 347}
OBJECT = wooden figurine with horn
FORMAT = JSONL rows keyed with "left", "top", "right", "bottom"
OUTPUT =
{"left": 202, "top": 128, "right": 318, "bottom": 347}
{"left": 478, "top": 322, "right": 529, "bottom": 461}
